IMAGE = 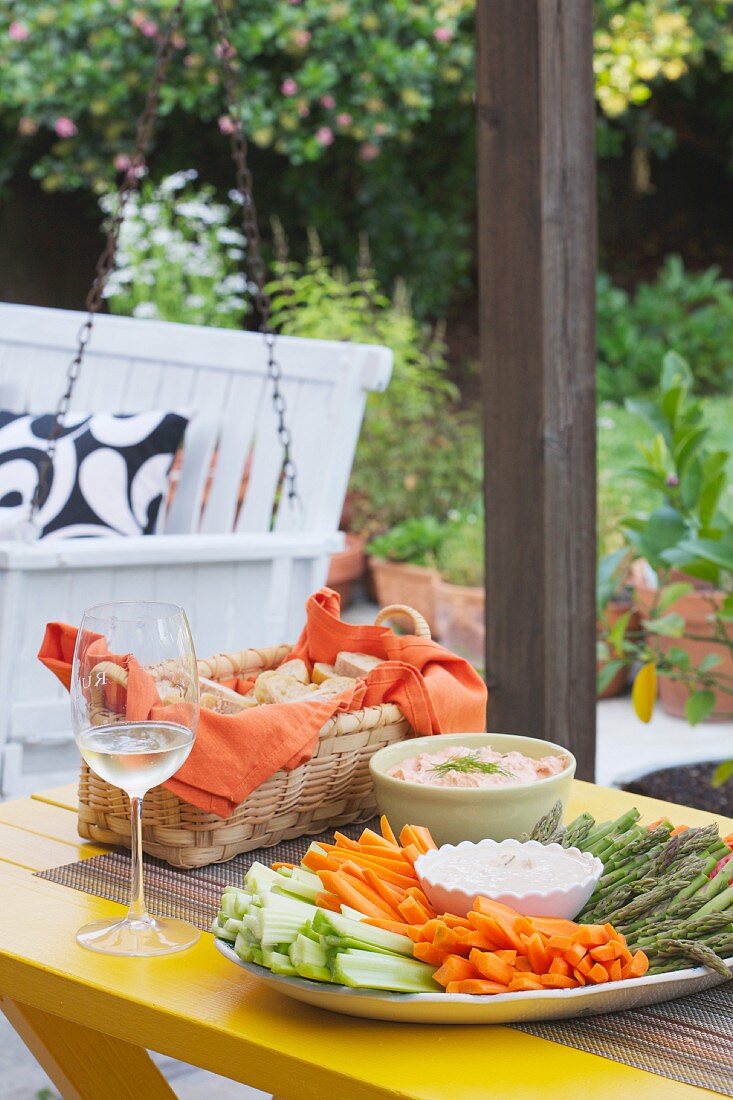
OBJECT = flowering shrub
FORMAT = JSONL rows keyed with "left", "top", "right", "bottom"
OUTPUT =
{"left": 2, "top": 1, "right": 733, "bottom": 313}
{"left": 2, "top": 0, "right": 731, "bottom": 192}
{"left": 101, "top": 170, "right": 248, "bottom": 327}
{"left": 0, "top": 0, "right": 475, "bottom": 192}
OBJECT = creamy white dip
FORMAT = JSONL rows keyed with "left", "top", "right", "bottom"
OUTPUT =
{"left": 388, "top": 745, "right": 568, "bottom": 788}
{"left": 420, "top": 841, "right": 596, "bottom": 895}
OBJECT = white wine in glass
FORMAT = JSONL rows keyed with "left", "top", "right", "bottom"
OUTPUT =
{"left": 71, "top": 602, "right": 200, "bottom": 956}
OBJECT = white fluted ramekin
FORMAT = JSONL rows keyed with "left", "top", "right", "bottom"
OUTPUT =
{"left": 415, "top": 839, "right": 603, "bottom": 920}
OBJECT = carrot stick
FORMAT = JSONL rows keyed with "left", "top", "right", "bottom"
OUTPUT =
{"left": 446, "top": 979, "right": 509, "bottom": 995}
{"left": 301, "top": 850, "right": 340, "bottom": 874}
{"left": 271, "top": 861, "right": 296, "bottom": 870}
{"left": 380, "top": 814, "right": 399, "bottom": 846}
{"left": 359, "top": 828, "right": 399, "bottom": 849}
{"left": 362, "top": 868, "right": 406, "bottom": 917}
{"left": 401, "top": 843, "right": 422, "bottom": 867}
{"left": 397, "top": 895, "right": 433, "bottom": 925}
{"left": 432, "top": 955, "right": 478, "bottom": 986}
{"left": 339, "top": 859, "right": 368, "bottom": 883}
{"left": 362, "top": 917, "right": 413, "bottom": 935}
{"left": 332, "top": 832, "right": 361, "bottom": 850}
{"left": 314, "top": 892, "right": 342, "bottom": 912}
{"left": 410, "top": 825, "right": 438, "bottom": 851}
{"left": 318, "top": 870, "right": 394, "bottom": 920}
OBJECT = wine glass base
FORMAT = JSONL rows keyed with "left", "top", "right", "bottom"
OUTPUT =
{"left": 76, "top": 915, "right": 200, "bottom": 956}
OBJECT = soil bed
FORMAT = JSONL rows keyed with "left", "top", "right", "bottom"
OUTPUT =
{"left": 622, "top": 761, "right": 732, "bottom": 816}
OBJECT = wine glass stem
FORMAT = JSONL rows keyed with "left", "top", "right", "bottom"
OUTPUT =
{"left": 128, "top": 795, "right": 150, "bottom": 924}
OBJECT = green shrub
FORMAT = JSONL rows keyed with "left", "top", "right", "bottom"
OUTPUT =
{"left": 267, "top": 236, "right": 483, "bottom": 535}
{"left": 367, "top": 517, "right": 445, "bottom": 568}
{"left": 597, "top": 257, "right": 733, "bottom": 401}
{"left": 436, "top": 513, "right": 484, "bottom": 588}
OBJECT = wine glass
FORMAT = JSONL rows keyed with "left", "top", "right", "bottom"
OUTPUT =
{"left": 71, "top": 601, "right": 200, "bottom": 956}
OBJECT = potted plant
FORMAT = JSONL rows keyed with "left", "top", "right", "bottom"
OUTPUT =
{"left": 367, "top": 517, "right": 445, "bottom": 632}
{"left": 601, "top": 352, "right": 733, "bottom": 724}
{"left": 433, "top": 513, "right": 485, "bottom": 665}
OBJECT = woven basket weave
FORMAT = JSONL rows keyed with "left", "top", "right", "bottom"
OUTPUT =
{"left": 78, "top": 604, "right": 427, "bottom": 868}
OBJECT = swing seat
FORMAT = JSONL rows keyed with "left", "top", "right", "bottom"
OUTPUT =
{"left": 0, "top": 302, "right": 392, "bottom": 796}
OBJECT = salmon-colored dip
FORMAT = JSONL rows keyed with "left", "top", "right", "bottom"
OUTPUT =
{"left": 388, "top": 746, "right": 568, "bottom": 788}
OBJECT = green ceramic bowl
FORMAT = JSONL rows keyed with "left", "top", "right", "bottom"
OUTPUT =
{"left": 369, "top": 733, "right": 576, "bottom": 846}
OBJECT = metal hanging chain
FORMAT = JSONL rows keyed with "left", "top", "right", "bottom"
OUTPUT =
{"left": 211, "top": 0, "right": 301, "bottom": 511}
{"left": 29, "top": 0, "right": 186, "bottom": 522}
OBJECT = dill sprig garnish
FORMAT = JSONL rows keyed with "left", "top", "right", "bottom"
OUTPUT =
{"left": 430, "top": 753, "right": 514, "bottom": 779}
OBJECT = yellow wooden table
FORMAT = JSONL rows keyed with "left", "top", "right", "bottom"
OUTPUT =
{"left": 0, "top": 780, "right": 730, "bottom": 1100}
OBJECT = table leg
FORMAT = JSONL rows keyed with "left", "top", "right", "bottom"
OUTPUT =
{"left": 1, "top": 996, "right": 177, "bottom": 1100}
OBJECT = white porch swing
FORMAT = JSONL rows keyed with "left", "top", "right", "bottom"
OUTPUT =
{"left": 0, "top": 1, "right": 392, "bottom": 796}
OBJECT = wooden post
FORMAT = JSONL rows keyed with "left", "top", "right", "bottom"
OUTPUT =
{"left": 476, "top": 0, "right": 597, "bottom": 779}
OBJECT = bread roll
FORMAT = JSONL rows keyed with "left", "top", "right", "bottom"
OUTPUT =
{"left": 334, "top": 651, "right": 384, "bottom": 679}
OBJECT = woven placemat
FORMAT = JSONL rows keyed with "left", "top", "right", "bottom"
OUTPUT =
{"left": 37, "top": 829, "right": 733, "bottom": 1095}
{"left": 36, "top": 817, "right": 381, "bottom": 932}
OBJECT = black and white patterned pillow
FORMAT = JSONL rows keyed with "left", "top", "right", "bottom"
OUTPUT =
{"left": 0, "top": 410, "right": 188, "bottom": 539}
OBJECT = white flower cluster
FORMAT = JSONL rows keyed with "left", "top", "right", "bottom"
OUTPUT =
{"left": 100, "top": 170, "right": 249, "bottom": 330}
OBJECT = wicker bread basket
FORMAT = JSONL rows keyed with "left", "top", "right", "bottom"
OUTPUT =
{"left": 77, "top": 604, "right": 428, "bottom": 868}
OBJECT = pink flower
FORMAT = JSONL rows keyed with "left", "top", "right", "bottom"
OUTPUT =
{"left": 316, "top": 126, "right": 334, "bottom": 146}
{"left": 287, "top": 0, "right": 301, "bottom": 5}
{"left": 359, "top": 141, "right": 380, "bottom": 161}
{"left": 53, "top": 117, "right": 78, "bottom": 139}
{"left": 336, "top": 112, "right": 352, "bottom": 128}
{"left": 320, "top": 95, "right": 336, "bottom": 109}
{"left": 298, "top": 104, "right": 311, "bottom": 118}
{"left": 281, "top": 78, "right": 298, "bottom": 97}
{"left": 9, "top": 21, "right": 30, "bottom": 41}
{"left": 218, "top": 114, "right": 237, "bottom": 134}
{"left": 214, "top": 39, "right": 236, "bottom": 60}
{"left": 114, "top": 153, "right": 131, "bottom": 172}
{"left": 434, "top": 26, "right": 454, "bottom": 42}
{"left": 183, "top": 53, "right": 199, "bottom": 67}
{"left": 17, "top": 116, "right": 38, "bottom": 137}
{"left": 138, "top": 19, "right": 158, "bottom": 37}
{"left": 374, "top": 122, "right": 388, "bottom": 137}
{"left": 171, "top": 33, "right": 186, "bottom": 50}
{"left": 292, "top": 29, "right": 311, "bottom": 48}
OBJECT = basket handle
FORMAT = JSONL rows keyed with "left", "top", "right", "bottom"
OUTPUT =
{"left": 197, "top": 644, "right": 292, "bottom": 682}
{"left": 374, "top": 604, "right": 431, "bottom": 639}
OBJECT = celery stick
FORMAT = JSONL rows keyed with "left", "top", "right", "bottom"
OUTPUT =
{"left": 297, "top": 963, "right": 332, "bottom": 982}
{"left": 290, "top": 934, "right": 328, "bottom": 969}
{"left": 290, "top": 868, "right": 322, "bottom": 889}
{"left": 312, "top": 909, "right": 413, "bottom": 955}
{"left": 273, "top": 880, "right": 320, "bottom": 903}
{"left": 331, "top": 952, "right": 441, "bottom": 993}
{"left": 340, "top": 905, "right": 368, "bottom": 922}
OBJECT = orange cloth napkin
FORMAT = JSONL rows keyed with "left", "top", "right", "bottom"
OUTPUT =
{"left": 38, "top": 588, "right": 487, "bottom": 818}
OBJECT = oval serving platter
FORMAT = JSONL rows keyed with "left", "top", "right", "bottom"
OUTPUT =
{"left": 215, "top": 939, "right": 732, "bottom": 1025}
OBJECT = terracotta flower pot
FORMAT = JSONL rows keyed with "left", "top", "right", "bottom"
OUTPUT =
{"left": 368, "top": 558, "right": 438, "bottom": 635}
{"left": 327, "top": 532, "right": 367, "bottom": 608}
{"left": 597, "top": 599, "right": 636, "bottom": 700}
{"left": 634, "top": 580, "right": 733, "bottom": 721}
{"left": 433, "top": 578, "right": 485, "bottom": 665}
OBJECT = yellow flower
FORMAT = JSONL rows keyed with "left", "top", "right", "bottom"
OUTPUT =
{"left": 401, "top": 87, "right": 425, "bottom": 108}
{"left": 279, "top": 113, "right": 299, "bottom": 132}
{"left": 636, "top": 58, "right": 661, "bottom": 81}
{"left": 90, "top": 99, "right": 109, "bottom": 117}
{"left": 36, "top": 7, "right": 57, "bottom": 26}
{"left": 252, "top": 127, "right": 273, "bottom": 147}
{"left": 661, "top": 59, "right": 687, "bottom": 81}
{"left": 632, "top": 662, "right": 657, "bottom": 724}
{"left": 361, "top": 13, "right": 380, "bottom": 31}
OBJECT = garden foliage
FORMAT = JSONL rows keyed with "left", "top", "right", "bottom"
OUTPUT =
{"left": 3, "top": 1, "right": 733, "bottom": 314}
{"left": 597, "top": 257, "right": 733, "bottom": 402}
